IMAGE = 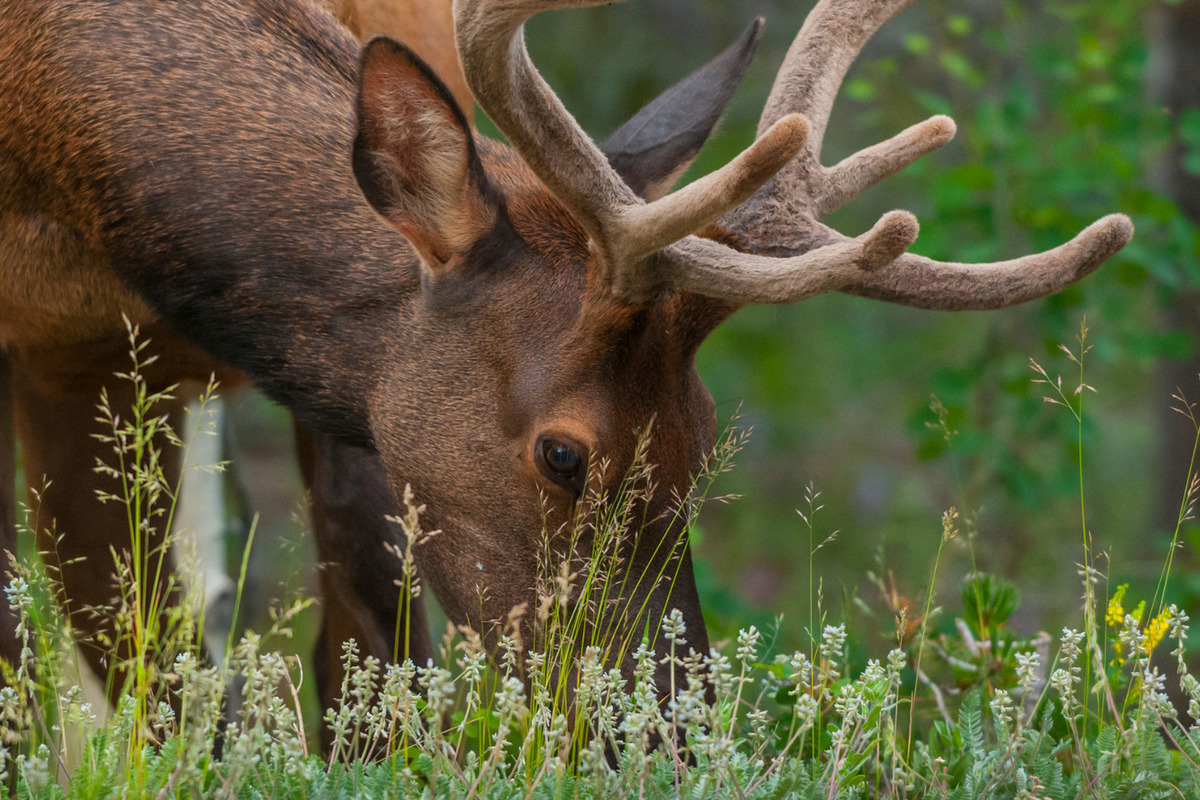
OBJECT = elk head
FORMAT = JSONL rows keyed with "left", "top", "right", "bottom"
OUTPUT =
{"left": 347, "top": 0, "right": 1131, "bottom": 690}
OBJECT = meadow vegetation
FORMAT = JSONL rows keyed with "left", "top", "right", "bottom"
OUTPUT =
{"left": 3, "top": 2, "right": 1199, "bottom": 795}
{"left": 0, "top": 321, "right": 1196, "bottom": 799}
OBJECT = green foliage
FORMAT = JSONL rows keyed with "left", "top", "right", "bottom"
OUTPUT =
{"left": 636, "top": 0, "right": 1200, "bottom": 642}
{"left": 961, "top": 572, "right": 1019, "bottom": 641}
{"left": 4, "top": 559, "right": 1197, "bottom": 797}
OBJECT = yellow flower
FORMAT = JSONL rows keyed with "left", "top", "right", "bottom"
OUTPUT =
{"left": 1143, "top": 609, "right": 1171, "bottom": 655}
{"left": 1105, "top": 584, "right": 1127, "bottom": 627}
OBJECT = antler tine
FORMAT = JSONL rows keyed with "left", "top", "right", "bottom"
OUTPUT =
{"left": 846, "top": 214, "right": 1134, "bottom": 310}
{"left": 711, "top": 0, "right": 1132, "bottom": 311}
{"left": 759, "top": 0, "right": 918, "bottom": 143}
{"left": 454, "top": 0, "right": 810, "bottom": 294}
{"left": 710, "top": 0, "right": 954, "bottom": 253}
{"left": 748, "top": 0, "right": 938, "bottom": 221}
{"left": 613, "top": 115, "right": 809, "bottom": 267}
{"left": 816, "top": 114, "right": 955, "bottom": 217}
{"left": 649, "top": 210, "right": 918, "bottom": 305}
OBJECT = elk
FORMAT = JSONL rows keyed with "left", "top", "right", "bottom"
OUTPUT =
{"left": 0, "top": 0, "right": 763, "bottom": 727}
{"left": 0, "top": 0, "right": 1130, "bottom": 725}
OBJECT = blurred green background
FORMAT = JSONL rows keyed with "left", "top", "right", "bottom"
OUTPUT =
{"left": 227, "top": 0, "right": 1200, "bottom": 670}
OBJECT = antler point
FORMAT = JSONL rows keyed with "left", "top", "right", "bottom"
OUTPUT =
{"left": 1100, "top": 213, "right": 1134, "bottom": 244}
{"left": 760, "top": 113, "right": 810, "bottom": 161}
{"left": 927, "top": 114, "right": 957, "bottom": 144}
{"left": 1067, "top": 213, "right": 1133, "bottom": 279}
{"left": 857, "top": 210, "right": 918, "bottom": 272}
{"left": 880, "top": 209, "right": 919, "bottom": 243}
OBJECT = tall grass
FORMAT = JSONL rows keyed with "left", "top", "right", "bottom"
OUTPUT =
{"left": 0, "top": 323, "right": 1196, "bottom": 798}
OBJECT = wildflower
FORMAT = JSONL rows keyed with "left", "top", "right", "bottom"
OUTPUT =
{"left": 886, "top": 648, "right": 907, "bottom": 679}
{"left": 156, "top": 700, "right": 176, "bottom": 729}
{"left": 16, "top": 745, "right": 51, "bottom": 793}
{"left": 579, "top": 737, "right": 619, "bottom": 796}
{"left": 459, "top": 647, "right": 487, "bottom": 687}
{"left": 1059, "top": 627, "right": 1083, "bottom": 663}
{"left": 386, "top": 658, "right": 417, "bottom": 698}
{"left": 1050, "top": 669, "right": 1074, "bottom": 703}
{"left": 493, "top": 674, "right": 527, "bottom": 730}
{"left": 736, "top": 625, "right": 761, "bottom": 662}
{"left": 1119, "top": 614, "right": 1147, "bottom": 666}
{"left": 1053, "top": 627, "right": 1084, "bottom": 715}
{"left": 990, "top": 689, "right": 1015, "bottom": 736}
{"left": 1140, "top": 666, "right": 1172, "bottom": 716}
{"left": 1142, "top": 608, "right": 1171, "bottom": 656}
{"left": 663, "top": 607, "right": 687, "bottom": 643}
{"left": 1181, "top": 673, "right": 1200, "bottom": 720}
{"left": 861, "top": 658, "right": 885, "bottom": 685}
{"left": 61, "top": 686, "right": 94, "bottom": 729}
{"left": 788, "top": 651, "right": 813, "bottom": 694}
{"left": 833, "top": 683, "right": 864, "bottom": 725}
{"left": 576, "top": 645, "right": 605, "bottom": 721}
{"left": 1016, "top": 650, "right": 1041, "bottom": 701}
{"left": 707, "top": 647, "right": 734, "bottom": 696}
{"left": 456, "top": 649, "right": 486, "bottom": 712}
{"left": 417, "top": 663, "right": 456, "bottom": 728}
{"left": 546, "top": 713, "right": 570, "bottom": 756}
{"left": 794, "top": 692, "right": 820, "bottom": 729}
{"left": 669, "top": 667, "right": 707, "bottom": 728}
{"left": 498, "top": 633, "right": 520, "bottom": 674}
{"left": 1168, "top": 604, "right": 1190, "bottom": 670}
{"left": 0, "top": 687, "right": 27, "bottom": 746}
{"left": 744, "top": 705, "right": 771, "bottom": 749}
{"left": 821, "top": 623, "right": 847, "bottom": 661}
{"left": 633, "top": 642, "right": 657, "bottom": 690}
{"left": 1105, "top": 584, "right": 1127, "bottom": 627}
{"left": 4, "top": 577, "right": 30, "bottom": 623}
{"left": 820, "top": 623, "right": 848, "bottom": 685}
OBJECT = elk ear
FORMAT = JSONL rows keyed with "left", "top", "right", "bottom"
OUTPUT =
{"left": 353, "top": 36, "right": 496, "bottom": 275}
{"left": 601, "top": 19, "right": 764, "bottom": 201}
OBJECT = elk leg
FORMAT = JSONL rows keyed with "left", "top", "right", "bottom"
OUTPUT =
{"left": 11, "top": 358, "right": 188, "bottom": 702}
{"left": 0, "top": 352, "right": 19, "bottom": 670}
{"left": 293, "top": 421, "right": 432, "bottom": 749}
{"left": 174, "top": 396, "right": 237, "bottom": 660}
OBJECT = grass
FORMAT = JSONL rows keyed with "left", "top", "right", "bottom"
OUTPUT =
{"left": 0, "top": 319, "right": 1197, "bottom": 798}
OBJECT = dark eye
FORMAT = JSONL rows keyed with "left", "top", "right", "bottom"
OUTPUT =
{"left": 535, "top": 434, "right": 588, "bottom": 497}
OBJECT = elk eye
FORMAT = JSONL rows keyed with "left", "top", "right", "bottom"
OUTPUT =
{"left": 535, "top": 434, "right": 588, "bottom": 497}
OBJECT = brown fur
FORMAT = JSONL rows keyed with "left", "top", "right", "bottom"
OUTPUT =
{"left": 0, "top": 214, "right": 155, "bottom": 351}
{"left": 484, "top": 143, "right": 591, "bottom": 274}
{"left": 0, "top": 0, "right": 719, "bottom": 713}
{"left": 0, "top": 0, "right": 393, "bottom": 707}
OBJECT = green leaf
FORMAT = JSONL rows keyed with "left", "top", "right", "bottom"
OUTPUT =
{"left": 1183, "top": 151, "right": 1200, "bottom": 178}
{"left": 946, "top": 14, "right": 973, "bottom": 35}
{"left": 959, "top": 688, "right": 985, "bottom": 761}
{"left": 1180, "top": 106, "right": 1200, "bottom": 142}
{"left": 961, "top": 573, "right": 1021, "bottom": 639}
{"left": 845, "top": 78, "right": 876, "bottom": 102}
{"left": 904, "top": 34, "right": 931, "bottom": 56}
{"left": 939, "top": 51, "right": 984, "bottom": 89}
{"left": 914, "top": 89, "right": 955, "bottom": 117}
